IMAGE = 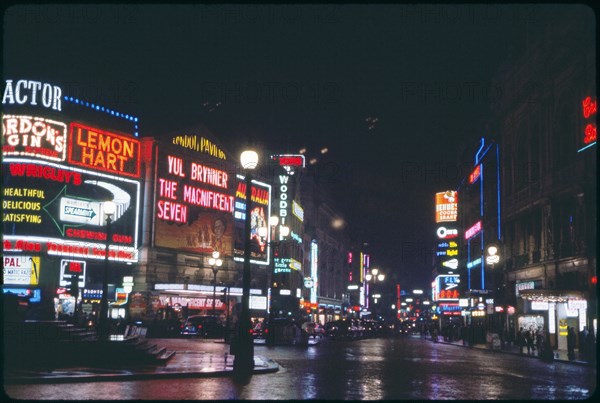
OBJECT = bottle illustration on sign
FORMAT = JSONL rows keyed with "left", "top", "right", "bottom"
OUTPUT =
{"left": 43, "top": 180, "right": 130, "bottom": 234}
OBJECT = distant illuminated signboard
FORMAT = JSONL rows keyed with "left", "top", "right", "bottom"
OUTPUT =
{"left": 435, "top": 191, "right": 458, "bottom": 223}
{"left": 581, "top": 96, "right": 597, "bottom": 149}
{"left": 271, "top": 154, "right": 306, "bottom": 168}
{"left": 465, "top": 221, "right": 482, "bottom": 240}
{"left": 434, "top": 274, "right": 460, "bottom": 301}
{"left": 436, "top": 226, "right": 458, "bottom": 239}
{"left": 469, "top": 165, "right": 481, "bottom": 184}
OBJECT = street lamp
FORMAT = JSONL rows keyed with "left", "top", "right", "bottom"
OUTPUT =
{"left": 263, "top": 217, "right": 289, "bottom": 324}
{"left": 365, "top": 268, "right": 385, "bottom": 316}
{"left": 99, "top": 200, "right": 116, "bottom": 341}
{"left": 209, "top": 251, "right": 223, "bottom": 315}
{"left": 234, "top": 149, "right": 258, "bottom": 380}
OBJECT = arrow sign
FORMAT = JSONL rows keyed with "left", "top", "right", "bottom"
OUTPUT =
{"left": 61, "top": 198, "right": 97, "bottom": 222}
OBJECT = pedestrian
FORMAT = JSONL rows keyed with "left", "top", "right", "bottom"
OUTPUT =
{"left": 579, "top": 326, "right": 589, "bottom": 359}
{"left": 525, "top": 327, "right": 534, "bottom": 354}
{"left": 536, "top": 327, "right": 544, "bottom": 356}
{"left": 567, "top": 326, "right": 576, "bottom": 360}
{"left": 517, "top": 327, "right": 524, "bottom": 354}
{"left": 584, "top": 328, "right": 595, "bottom": 362}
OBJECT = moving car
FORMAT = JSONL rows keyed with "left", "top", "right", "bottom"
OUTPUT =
{"left": 180, "top": 315, "right": 224, "bottom": 338}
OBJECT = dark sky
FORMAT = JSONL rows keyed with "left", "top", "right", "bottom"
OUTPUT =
{"left": 3, "top": 4, "right": 587, "bottom": 290}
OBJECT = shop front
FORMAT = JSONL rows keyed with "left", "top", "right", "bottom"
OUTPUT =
{"left": 519, "top": 290, "right": 589, "bottom": 353}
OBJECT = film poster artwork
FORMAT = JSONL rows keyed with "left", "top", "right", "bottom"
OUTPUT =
{"left": 234, "top": 205, "right": 269, "bottom": 262}
{"left": 154, "top": 210, "right": 233, "bottom": 257}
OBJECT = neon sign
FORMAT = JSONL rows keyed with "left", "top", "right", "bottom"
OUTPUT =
{"left": 68, "top": 123, "right": 140, "bottom": 178}
{"left": 469, "top": 164, "right": 481, "bottom": 184}
{"left": 271, "top": 154, "right": 306, "bottom": 167}
{"left": 2, "top": 79, "right": 62, "bottom": 111}
{"left": 310, "top": 240, "right": 318, "bottom": 303}
{"left": 278, "top": 174, "right": 290, "bottom": 227}
{"left": 2, "top": 115, "right": 67, "bottom": 162}
{"left": 581, "top": 96, "right": 597, "bottom": 149}
{"left": 2, "top": 158, "right": 141, "bottom": 262}
{"left": 156, "top": 155, "right": 234, "bottom": 224}
{"left": 436, "top": 226, "right": 458, "bottom": 239}
{"left": 171, "top": 134, "right": 226, "bottom": 160}
{"left": 465, "top": 220, "right": 482, "bottom": 240}
{"left": 434, "top": 275, "right": 460, "bottom": 301}
{"left": 292, "top": 200, "right": 304, "bottom": 222}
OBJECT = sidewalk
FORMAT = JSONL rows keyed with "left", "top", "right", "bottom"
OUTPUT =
{"left": 4, "top": 340, "right": 278, "bottom": 384}
{"left": 435, "top": 336, "right": 594, "bottom": 367}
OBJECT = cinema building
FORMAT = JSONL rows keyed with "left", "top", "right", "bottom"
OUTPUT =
{"left": 130, "top": 130, "right": 272, "bottom": 323}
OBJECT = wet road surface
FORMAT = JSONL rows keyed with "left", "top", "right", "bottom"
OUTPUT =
{"left": 5, "top": 335, "right": 596, "bottom": 400}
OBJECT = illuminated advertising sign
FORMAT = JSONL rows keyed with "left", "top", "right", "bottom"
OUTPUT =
{"left": 3, "top": 159, "right": 140, "bottom": 263}
{"left": 171, "top": 134, "right": 227, "bottom": 160}
{"left": 59, "top": 259, "right": 86, "bottom": 287}
{"left": 580, "top": 96, "right": 597, "bottom": 150}
{"left": 292, "top": 200, "right": 304, "bottom": 222}
{"left": 233, "top": 175, "right": 271, "bottom": 265}
{"left": 158, "top": 295, "right": 225, "bottom": 311}
{"left": 436, "top": 226, "right": 458, "bottom": 239}
{"left": 153, "top": 141, "right": 235, "bottom": 257}
{"left": 310, "top": 240, "right": 318, "bottom": 304}
{"left": 465, "top": 220, "right": 482, "bottom": 240}
{"left": 68, "top": 123, "right": 141, "bottom": 178}
{"left": 466, "top": 257, "right": 482, "bottom": 269}
{"left": 3, "top": 255, "right": 40, "bottom": 285}
{"left": 2, "top": 115, "right": 67, "bottom": 162}
{"left": 2, "top": 79, "right": 62, "bottom": 111}
{"left": 435, "top": 191, "right": 458, "bottom": 223}
{"left": 433, "top": 274, "right": 460, "bottom": 301}
{"left": 273, "top": 258, "right": 290, "bottom": 273}
{"left": 469, "top": 164, "right": 481, "bottom": 184}
{"left": 3, "top": 287, "right": 41, "bottom": 303}
{"left": 271, "top": 154, "right": 306, "bottom": 170}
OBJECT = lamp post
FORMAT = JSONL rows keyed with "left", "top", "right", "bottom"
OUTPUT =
{"left": 262, "top": 216, "right": 289, "bottom": 326}
{"left": 209, "top": 251, "right": 223, "bottom": 315}
{"left": 234, "top": 149, "right": 258, "bottom": 380}
{"left": 99, "top": 200, "right": 116, "bottom": 341}
{"left": 365, "top": 268, "right": 385, "bottom": 318}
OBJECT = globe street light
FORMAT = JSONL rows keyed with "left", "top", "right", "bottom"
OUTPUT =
{"left": 209, "top": 251, "right": 223, "bottom": 316}
{"left": 99, "top": 200, "right": 116, "bottom": 341}
{"left": 234, "top": 149, "right": 258, "bottom": 381}
{"left": 365, "top": 268, "right": 385, "bottom": 317}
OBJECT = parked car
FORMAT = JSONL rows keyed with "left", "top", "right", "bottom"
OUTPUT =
{"left": 180, "top": 315, "right": 224, "bottom": 338}
{"left": 324, "top": 319, "right": 354, "bottom": 340}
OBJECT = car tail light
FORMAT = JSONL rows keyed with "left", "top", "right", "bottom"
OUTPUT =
{"left": 264, "top": 329, "right": 269, "bottom": 334}
{"left": 197, "top": 325, "right": 203, "bottom": 330}
{"left": 249, "top": 329, "right": 254, "bottom": 335}
{"left": 180, "top": 324, "right": 184, "bottom": 329}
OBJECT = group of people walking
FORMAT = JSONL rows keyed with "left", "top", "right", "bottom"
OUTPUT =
{"left": 518, "top": 325, "right": 596, "bottom": 362}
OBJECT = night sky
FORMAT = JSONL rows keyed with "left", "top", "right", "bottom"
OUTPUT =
{"left": 3, "top": 4, "right": 589, "bottom": 290}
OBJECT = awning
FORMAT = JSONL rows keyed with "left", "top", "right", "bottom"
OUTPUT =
{"left": 519, "top": 289, "right": 584, "bottom": 302}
